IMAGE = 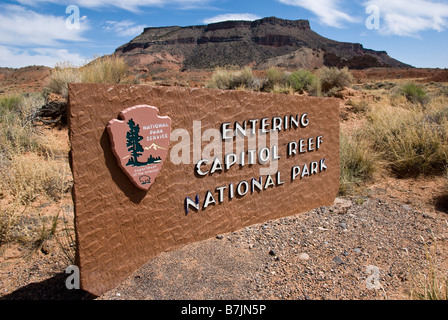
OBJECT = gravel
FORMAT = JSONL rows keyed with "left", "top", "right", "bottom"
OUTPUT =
{"left": 98, "top": 196, "right": 447, "bottom": 300}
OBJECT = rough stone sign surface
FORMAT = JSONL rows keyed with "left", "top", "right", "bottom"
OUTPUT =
{"left": 68, "top": 83, "right": 340, "bottom": 296}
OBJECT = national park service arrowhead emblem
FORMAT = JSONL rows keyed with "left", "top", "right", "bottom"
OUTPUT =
{"left": 107, "top": 105, "right": 171, "bottom": 191}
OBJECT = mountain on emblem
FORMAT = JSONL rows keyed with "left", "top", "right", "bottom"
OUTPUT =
{"left": 107, "top": 105, "right": 171, "bottom": 191}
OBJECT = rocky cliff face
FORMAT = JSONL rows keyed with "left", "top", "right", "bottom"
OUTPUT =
{"left": 115, "top": 17, "right": 411, "bottom": 71}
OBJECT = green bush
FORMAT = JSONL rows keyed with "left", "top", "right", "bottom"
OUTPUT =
{"left": 287, "top": 69, "right": 315, "bottom": 93}
{"left": 398, "top": 83, "right": 427, "bottom": 104}
{"left": 0, "top": 95, "right": 22, "bottom": 115}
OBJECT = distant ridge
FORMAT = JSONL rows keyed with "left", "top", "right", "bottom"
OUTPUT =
{"left": 115, "top": 16, "right": 412, "bottom": 71}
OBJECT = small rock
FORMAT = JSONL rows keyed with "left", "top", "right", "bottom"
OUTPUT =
{"left": 337, "top": 222, "right": 347, "bottom": 229}
{"left": 353, "top": 248, "right": 362, "bottom": 254}
{"left": 333, "top": 256, "right": 344, "bottom": 265}
{"left": 333, "top": 198, "right": 353, "bottom": 214}
{"left": 269, "top": 249, "right": 276, "bottom": 256}
{"left": 298, "top": 253, "right": 310, "bottom": 261}
{"left": 402, "top": 205, "right": 412, "bottom": 211}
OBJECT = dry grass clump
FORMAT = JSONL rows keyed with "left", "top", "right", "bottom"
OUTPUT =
{"left": 0, "top": 93, "right": 61, "bottom": 157}
{"left": 0, "top": 156, "right": 69, "bottom": 246}
{"left": 364, "top": 103, "right": 447, "bottom": 177}
{"left": 264, "top": 67, "right": 287, "bottom": 91}
{"left": 410, "top": 238, "right": 448, "bottom": 300}
{"left": 45, "top": 55, "right": 133, "bottom": 99}
{"left": 339, "top": 131, "right": 377, "bottom": 195}
{"left": 44, "top": 62, "right": 81, "bottom": 99}
{"left": 1, "top": 154, "right": 69, "bottom": 205}
{"left": 339, "top": 82, "right": 448, "bottom": 194}
{"left": 80, "top": 55, "right": 130, "bottom": 84}
{"left": 0, "top": 94, "right": 70, "bottom": 247}
{"left": 206, "top": 66, "right": 262, "bottom": 91}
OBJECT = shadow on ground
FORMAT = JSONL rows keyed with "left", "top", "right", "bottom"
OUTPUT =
{"left": 434, "top": 194, "right": 448, "bottom": 214}
{"left": 0, "top": 273, "right": 95, "bottom": 300}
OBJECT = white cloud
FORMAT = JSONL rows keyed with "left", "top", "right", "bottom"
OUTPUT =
{"left": 16, "top": 0, "right": 209, "bottom": 12}
{"left": 103, "top": 20, "right": 147, "bottom": 37}
{"left": 0, "top": 46, "right": 87, "bottom": 68}
{"left": 0, "top": 4, "right": 89, "bottom": 47}
{"left": 277, "top": 0, "right": 358, "bottom": 28}
{"left": 364, "top": 0, "right": 448, "bottom": 37}
{"left": 202, "top": 13, "right": 261, "bottom": 24}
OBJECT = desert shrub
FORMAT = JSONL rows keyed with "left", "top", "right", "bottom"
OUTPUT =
{"left": 0, "top": 94, "right": 53, "bottom": 157}
{"left": 0, "top": 95, "right": 22, "bottom": 114}
{"left": 45, "top": 56, "right": 132, "bottom": 99}
{"left": 287, "top": 69, "right": 315, "bottom": 93}
{"left": 396, "top": 83, "right": 428, "bottom": 105}
{"left": 206, "top": 68, "right": 232, "bottom": 89}
{"left": 0, "top": 94, "right": 71, "bottom": 247}
{"left": 315, "top": 67, "right": 353, "bottom": 97}
{"left": 0, "top": 94, "right": 69, "bottom": 204}
{"left": 44, "top": 62, "right": 81, "bottom": 99}
{"left": 339, "top": 131, "right": 377, "bottom": 195}
{"left": 206, "top": 66, "right": 261, "bottom": 91}
{"left": 264, "top": 67, "right": 287, "bottom": 90}
{"left": 365, "top": 105, "right": 447, "bottom": 177}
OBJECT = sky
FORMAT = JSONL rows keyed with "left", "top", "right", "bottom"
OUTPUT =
{"left": 0, "top": 0, "right": 447, "bottom": 69}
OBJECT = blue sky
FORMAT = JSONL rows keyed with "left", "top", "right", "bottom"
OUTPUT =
{"left": 0, "top": 0, "right": 447, "bottom": 68}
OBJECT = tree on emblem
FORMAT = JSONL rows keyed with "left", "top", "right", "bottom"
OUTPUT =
{"left": 126, "top": 118, "right": 144, "bottom": 166}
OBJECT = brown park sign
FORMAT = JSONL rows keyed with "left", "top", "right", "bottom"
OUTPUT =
{"left": 68, "top": 83, "right": 340, "bottom": 296}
